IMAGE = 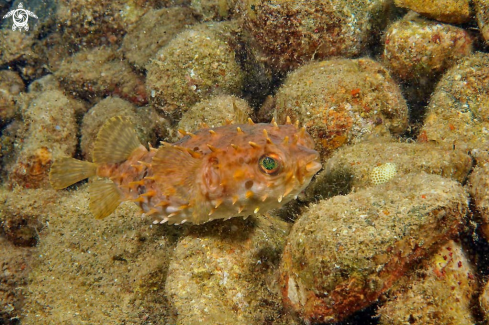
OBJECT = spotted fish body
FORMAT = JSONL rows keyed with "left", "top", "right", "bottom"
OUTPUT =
{"left": 49, "top": 117, "right": 322, "bottom": 225}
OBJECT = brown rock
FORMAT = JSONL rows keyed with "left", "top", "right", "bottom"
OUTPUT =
{"left": 8, "top": 89, "right": 84, "bottom": 189}
{"left": 121, "top": 7, "right": 198, "bottom": 70}
{"left": 166, "top": 216, "right": 296, "bottom": 324}
{"left": 468, "top": 151, "right": 489, "bottom": 240}
{"left": 302, "top": 139, "right": 473, "bottom": 203}
{"left": 383, "top": 14, "right": 473, "bottom": 81}
{"left": 378, "top": 240, "right": 477, "bottom": 324}
{"left": 475, "top": 0, "right": 489, "bottom": 44}
{"left": 394, "top": 0, "right": 471, "bottom": 24}
{"left": 420, "top": 52, "right": 489, "bottom": 153}
{"left": 56, "top": 46, "right": 148, "bottom": 105}
{"left": 236, "top": 0, "right": 391, "bottom": 71}
{"left": 280, "top": 173, "right": 468, "bottom": 323}
{"left": 176, "top": 95, "right": 252, "bottom": 140}
{"left": 0, "top": 70, "right": 24, "bottom": 124}
{"left": 274, "top": 58, "right": 408, "bottom": 159}
{"left": 146, "top": 23, "right": 244, "bottom": 119}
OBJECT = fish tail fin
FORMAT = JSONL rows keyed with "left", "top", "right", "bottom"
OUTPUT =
{"left": 89, "top": 178, "right": 123, "bottom": 219}
{"left": 89, "top": 116, "right": 142, "bottom": 219}
{"left": 52, "top": 116, "right": 142, "bottom": 219}
{"left": 49, "top": 157, "right": 97, "bottom": 189}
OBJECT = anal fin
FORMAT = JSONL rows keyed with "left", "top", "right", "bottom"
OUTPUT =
{"left": 89, "top": 178, "right": 122, "bottom": 219}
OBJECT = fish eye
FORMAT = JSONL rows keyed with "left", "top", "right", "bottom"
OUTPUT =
{"left": 259, "top": 154, "right": 281, "bottom": 175}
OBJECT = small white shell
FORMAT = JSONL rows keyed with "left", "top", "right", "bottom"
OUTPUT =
{"left": 370, "top": 163, "right": 397, "bottom": 185}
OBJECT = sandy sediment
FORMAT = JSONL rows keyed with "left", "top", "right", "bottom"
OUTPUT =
{"left": 166, "top": 216, "right": 297, "bottom": 324}
{"left": 19, "top": 186, "right": 181, "bottom": 324}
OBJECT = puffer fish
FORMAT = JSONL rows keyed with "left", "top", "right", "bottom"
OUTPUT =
{"left": 49, "top": 116, "right": 322, "bottom": 225}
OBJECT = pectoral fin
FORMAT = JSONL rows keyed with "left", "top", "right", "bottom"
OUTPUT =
{"left": 152, "top": 145, "right": 201, "bottom": 199}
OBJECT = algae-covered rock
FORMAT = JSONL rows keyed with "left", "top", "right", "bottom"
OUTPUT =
{"left": 0, "top": 30, "right": 47, "bottom": 80}
{"left": 475, "top": 0, "right": 489, "bottom": 44}
{"left": 121, "top": 7, "right": 198, "bottom": 70}
{"left": 166, "top": 216, "right": 297, "bottom": 324}
{"left": 480, "top": 278, "right": 489, "bottom": 321}
{"left": 383, "top": 14, "right": 473, "bottom": 82}
{"left": 303, "top": 139, "right": 472, "bottom": 202}
{"left": 191, "top": 0, "right": 237, "bottom": 21}
{"left": 0, "top": 30, "right": 36, "bottom": 65}
{"left": 21, "top": 186, "right": 182, "bottom": 324}
{"left": 420, "top": 52, "right": 489, "bottom": 153}
{"left": 176, "top": 95, "right": 252, "bottom": 138}
{"left": 55, "top": 46, "right": 148, "bottom": 105}
{"left": 0, "top": 121, "right": 22, "bottom": 183}
{"left": 0, "top": 70, "right": 24, "bottom": 124}
{"left": 80, "top": 97, "right": 168, "bottom": 161}
{"left": 8, "top": 89, "right": 85, "bottom": 189}
{"left": 0, "top": 234, "right": 34, "bottom": 321}
{"left": 468, "top": 152, "right": 489, "bottom": 240}
{"left": 274, "top": 58, "right": 408, "bottom": 159}
{"left": 146, "top": 23, "right": 244, "bottom": 119}
{"left": 394, "top": 0, "right": 471, "bottom": 24}
{"left": 382, "top": 13, "right": 473, "bottom": 112}
{"left": 378, "top": 240, "right": 477, "bottom": 324}
{"left": 236, "top": 0, "right": 391, "bottom": 71}
{"left": 280, "top": 173, "right": 468, "bottom": 323}
{"left": 55, "top": 0, "right": 160, "bottom": 49}
{"left": 26, "top": 74, "right": 60, "bottom": 96}
{"left": 0, "top": 187, "right": 58, "bottom": 247}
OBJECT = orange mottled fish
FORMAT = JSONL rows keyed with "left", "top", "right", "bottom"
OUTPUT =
{"left": 49, "top": 116, "right": 321, "bottom": 225}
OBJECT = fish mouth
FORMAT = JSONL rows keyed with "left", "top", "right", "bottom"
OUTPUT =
{"left": 306, "top": 160, "right": 322, "bottom": 175}
{"left": 304, "top": 149, "right": 322, "bottom": 176}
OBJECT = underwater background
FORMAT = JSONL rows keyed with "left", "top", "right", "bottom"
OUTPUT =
{"left": 1, "top": 0, "right": 489, "bottom": 324}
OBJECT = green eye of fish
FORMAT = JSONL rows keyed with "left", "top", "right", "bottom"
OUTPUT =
{"left": 259, "top": 154, "right": 281, "bottom": 175}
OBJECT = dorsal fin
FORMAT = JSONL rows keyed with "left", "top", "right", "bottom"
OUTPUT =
{"left": 93, "top": 116, "right": 142, "bottom": 164}
{"left": 89, "top": 178, "right": 123, "bottom": 219}
{"left": 152, "top": 145, "right": 201, "bottom": 199}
